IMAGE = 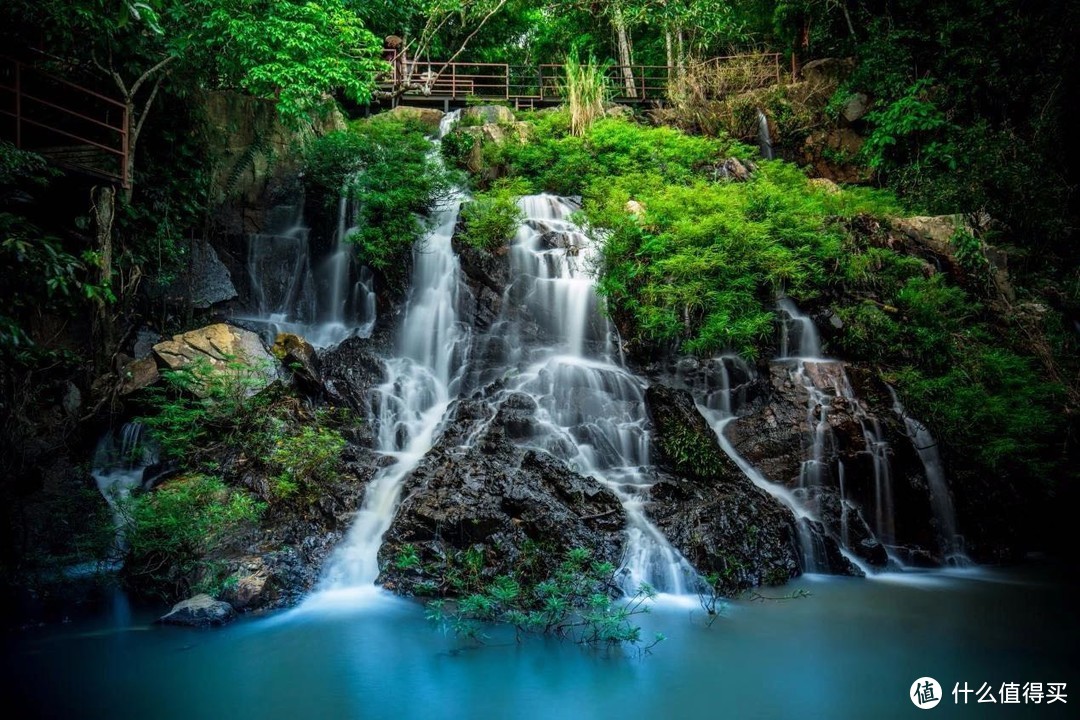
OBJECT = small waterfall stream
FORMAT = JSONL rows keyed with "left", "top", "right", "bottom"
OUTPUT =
{"left": 889, "top": 387, "right": 969, "bottom": 565}
{"left": 91, "top": 422, "right": 158, "bottom": 555}
{"left": 469, "top": 194, "right": 699, "bottom": 595}
{"left": 321, "top": 111, "right": 470, "bottom": 591}
{"left": 238, "top": 193, "right": 376, "bottom": 347}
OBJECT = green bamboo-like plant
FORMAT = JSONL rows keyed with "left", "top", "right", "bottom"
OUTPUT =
{"left": 561, "top": 52, "right": 609, "bottom": 136}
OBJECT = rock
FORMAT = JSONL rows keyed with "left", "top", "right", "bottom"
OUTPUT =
{"left": 183, "top": 240, "right": 238, "bottom": 309}
{"left": 725, "top": 360, "right": 941, "bottom": 564}
{"left": 644, "top": 384, "right": 803, "bottom": 596}
{"left": 319, "top": 337, "right": 385, "bottom": 415}
{"left": 152, "top": 323, "right": 278, "bottom": 394}
{"left": 158, "top": 594, "right": 236, "bottom": 627}
{"left": 625, "top": 200, "right": 645, "bottom": 217}
{"left": 385, "top": 105, "right": 445, "bottom": 133}
{"left": 272, "top": 333, "right": 321, "bottom": 395}
{"left": 841, "top": 92, "right": 869, "bottom": 123}
{"left": 462, "top": 104, "right": 515, "bottom": 125}
{"left": 800, "top": 58, "right": 855, "bottom": 88}
{"left": 221, "top": 557, "right": 277, "bottom": 611}
{"left": 377, "top": 397, "right": 627, "bottom": 596}
{"left": 604, "top": 103, "right": 635, "bottom": 119}
{"left": 117, "top": 356, "right": 160, "bottom": 396}
{"left": 133, "top": 329, "right": 161, "bottom": 359}
{"left": 892, "top": 215, "right": 967, "bottom": 256}
{"left": 61, "top": 382, "right": 81, "bottom": 417}
{"left": 809, "top": 177, "right": 842, "bottom": 194}
{"left": 803, "top": 128, "right": 871, "bottom": 184}
{"left": 715, "top": 157, "right": 754, "bottom": 182}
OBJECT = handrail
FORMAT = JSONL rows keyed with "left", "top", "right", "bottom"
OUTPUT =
{"left": 0, "top": 56, "right": 129, "bottom": 187}
{"left": 383, "top": 51, "right": 785, "bottom": 105}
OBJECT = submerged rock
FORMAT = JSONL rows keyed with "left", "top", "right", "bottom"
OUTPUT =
{"left": 158, "top": 594, "right": 235, "bottom": 627}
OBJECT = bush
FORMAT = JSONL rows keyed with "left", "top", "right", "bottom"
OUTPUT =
{"left": 425, "top": 547, "right": 662, "bottom": 650}
{"left": 303, "top": 114, "right": 457, "bottom": 287}
{"left": 459, "top": 179, "right": 527, "bottom": 250}
{"left": 123, "top": 474, "right": 264, "bottom": 595}
{"left": 139, "top": 357, "right": 275, "bottom": 461}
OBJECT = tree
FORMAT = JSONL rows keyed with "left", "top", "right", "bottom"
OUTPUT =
{"left": 5, "top": 0, "right": 385, "bottom": 198}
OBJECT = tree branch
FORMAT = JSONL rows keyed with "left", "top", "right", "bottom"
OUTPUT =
{"left": 130, "top": 55, "right": 176, "bottom": 99}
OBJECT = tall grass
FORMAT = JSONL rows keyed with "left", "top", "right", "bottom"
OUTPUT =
{"left": 561, "top": 52, "right": 608, "bottom": 136}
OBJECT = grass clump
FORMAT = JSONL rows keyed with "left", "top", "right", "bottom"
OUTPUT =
{"left": 561, "top": 52, "right": 608, "bottom": 137}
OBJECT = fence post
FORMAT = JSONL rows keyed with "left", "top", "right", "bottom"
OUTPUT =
{"left": 505, "top": 64, "right": 510, "bottom": 100}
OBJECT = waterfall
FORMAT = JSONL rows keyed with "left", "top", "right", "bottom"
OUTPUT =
{"left": 888, "top": 387, "right": 968, "bottom": 565}
{"left": 756, "top": 109, "right": 774, "bottom": 161}
{"left": 238, "top": 193, "right": 375, "bottom": 348}
{"left": 91, "top": 422, "right": 158, "bottom": 555}
{"left": 467, "top": 194, "right": 699, "bottom": 595}
{"left": 320, "top": 110, "right": 469, "bottom": 591}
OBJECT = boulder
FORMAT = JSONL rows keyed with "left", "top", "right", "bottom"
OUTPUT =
{"left": 644, "top": 384, "right": 804, "bottom": 595}
{"left": 377, "top": 397, "right": 627, "bottom": 596}
{"left": 802, "top": 128, "right": 872, "bottom": 184}
{"left": 272, "top": 332, "right": 321, "bottom": 395}
{"left": 319, "top": 337, "right": 385, "bottom": 419}
{"left": 152, "top": 323, "right": 277, "bottom": 393}
{"left": 841, "top": 92, "right": 869, "bottom": 123}
{"left": 462, "top": 104, "right": 515, "bottom": 125}
{"left": 625, "top": 200, "right": 646, "bottom": 217}
{"left": 800, "top": 57, "right": 855, "bottom": 88}
{"left": 117, "top": 356, "right": 160, "bottom": 396}
{"left": 715, "top": 157, "right": 754, "bottom": 182}
{"left": 221, "top": 557, "right": 277, "bottom": 611}
{"left": 809, "top": 177, "right": 842, "bottom": 194}
{"left": 385, "top": 105, "right": 445, "bottom": 133}
{"left": 158, "top": 594, "right": 236, "bottom": 627}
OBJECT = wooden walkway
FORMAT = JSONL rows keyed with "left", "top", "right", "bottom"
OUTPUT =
{"left": 385, "top": 52, "right": 785, "bottom": 110}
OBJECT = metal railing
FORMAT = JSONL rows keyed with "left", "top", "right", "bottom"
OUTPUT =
{"left": 0, "top": 57, "right": 129, "bottom": 187}
{"left": 384, "top": 52, "right": 785, "bottom": 105}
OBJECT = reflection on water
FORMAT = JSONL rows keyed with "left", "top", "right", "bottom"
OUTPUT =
{"left": 3, "top": 566, "right": 1077, "bottom": 720}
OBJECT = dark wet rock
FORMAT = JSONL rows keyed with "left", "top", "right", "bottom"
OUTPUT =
{"left": 220, "top": 557, "right": 277, "bottom": 611}
{"left": 320, "top": 336, "right": 385, "bottom": 414}
{"left": 377, "top": 402, "right": 626, "bottom": 596}
{"left": 643, "top": 384, "right": 803, "bottom": 596}
{"left": 453, "top": 228, "right": 511, "bottom": 333}
{"left": 725, "top": 360, "right": 940, "bottom": 564}
{"left": 158, "top": 594, "right": 235, "bottom": 627}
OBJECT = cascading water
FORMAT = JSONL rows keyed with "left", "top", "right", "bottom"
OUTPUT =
{"left": 691, "top": 355, "right": 835, "bottom": 573}
{"left": 756, "top": 109, "right": 774, "bottom": 161}
{"left": 320, "top": 111, "right": 470, "bottom": 591}
{"left": 238, "top": 194, "right": 375, "bottom": 348}
{"left": 468, "top": 194, "right": 699, "bottom": 595}
{"left": 888, "top": 387, "right": 968, "bottom": 565}
{"left": 91, "top": 422, "right": 159, "bottom": 555}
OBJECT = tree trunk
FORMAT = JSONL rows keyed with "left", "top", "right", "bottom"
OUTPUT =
{"left": 613, "top": 8, "right": 636, "bottom": 98}
{"left": 90, "top": 185, "right": 116, "bottom": 371}
{"left": 665, "top": 30, "right": 674, "bottom": 83}
{"left": 676, "top": 28, "right": 686, "bottom": 79}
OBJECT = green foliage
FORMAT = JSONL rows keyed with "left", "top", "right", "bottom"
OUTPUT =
{"left": 123, "top": 474, "right": 264, "bottom": 595}
{"left": 0, "top": 144, "right": 112, "bottom": 357}
{"left": 460, "top": 179, "right": 527, "bottom": 250}
{"left": 139, "top": 358, "right": 274, "bottom": 461}
{"left": 303, "top": 115, "right": 456, "bottom": 287}
{"left": 440, "top": 129, "right": 478, "bottom": 170}
{"left": 267, "top": 422, "right": 346, "bottom": 500}
{"left": 425, "top": 547, "right": 661, "bottom": 650}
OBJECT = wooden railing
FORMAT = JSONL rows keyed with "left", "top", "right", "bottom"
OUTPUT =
{"left": 0, "top": 57, "right": 129, "bottom": 187}
{"left": 386, "top": 52, "right": 785, "bottom": 104}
